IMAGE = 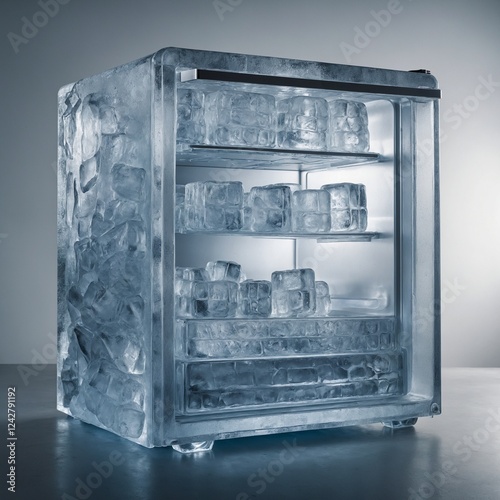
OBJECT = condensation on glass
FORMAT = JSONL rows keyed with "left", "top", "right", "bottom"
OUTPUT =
{"left": 57, "top": 48, "right": 441, "bottom": 450}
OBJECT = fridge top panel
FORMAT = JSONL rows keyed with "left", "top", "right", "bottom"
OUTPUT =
{"left": 156, "top": 47, "right": 440, "bottom": 96}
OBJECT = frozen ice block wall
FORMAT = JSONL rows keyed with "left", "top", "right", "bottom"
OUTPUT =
{"left": 57, "top": 57, "right": 154, "bottom": 446}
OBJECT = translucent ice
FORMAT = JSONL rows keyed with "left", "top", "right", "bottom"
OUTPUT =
{"left": 192, "top": 281, "right": 238, "bottom": 318}
{"left": 206, "top": 91, "right": 276, "bottom": 147}
{"left": 329, "top": 100, "right": 370, "bottom": 152}
{"left": 175, "top": 185, "right": 186, "bottom": 233}
{"left": 238, "top": 280, "right": 272, "bottom": 318}
{"left": 206, "top": 261, "right": 243, "bottom": 282}
{"left": 177, "top": 89, "right": 206, "bottom": 145}
{"left": 249, "top": 184, "right": 292, "bottom": 232}
{"left": 271, "top": 268, "right": 316, "bottom": 317}
{"left": 315, "top": 281, "right": 331, "bottom": 316}
{"left": 292, "top": 189, "right": 331, "bottom": 233}
{"left": 277, "top": 96, "right": 328, "bottom": 150}
{"left": 185, "top": 181, "right": 243, "bottom": 231}
{"left": 111, "top": 164, "right": 146, "bottom": 202}
{"left": 321, "top": 183, "right": 367, "bottom": 231}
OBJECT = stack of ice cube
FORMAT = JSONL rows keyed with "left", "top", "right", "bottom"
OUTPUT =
{"left": 177, "top": 181, "right": 368, "bottom": 234}
{"left": 176, "top": 90, "right": 370, "bottom": 153}
{"left": 330, "top": 100, "right": 370, "bottom": 153}
{"left": 175, "top": 262, "right": 332, "bottom": 319}
{"left": 176, "top": 261, "right": 242, "bottom": 319}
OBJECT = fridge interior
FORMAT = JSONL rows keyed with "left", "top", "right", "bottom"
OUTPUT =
{"left": 172, "top": 78, "right": 410, "bottom": 418}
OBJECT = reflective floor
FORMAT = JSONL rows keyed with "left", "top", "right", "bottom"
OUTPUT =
{"left": 0, "top": 366, "right": 499, "bottom": 500}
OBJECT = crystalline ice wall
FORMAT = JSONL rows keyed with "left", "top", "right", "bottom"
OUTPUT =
{"left": 57, "top": 58, "right": 153, "bottom": 446}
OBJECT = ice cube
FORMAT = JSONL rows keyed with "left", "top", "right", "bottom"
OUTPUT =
{"left": 315, "top": 281, "right": 331, "bottom": 316}
{"left": 185, "top": 181, "right": 243, "bottom": 231}
{"left": 321, "top": 183, "right": 367, "bottom": 232}
{"left": 277, "top": 96, "right": 328, "bottom": 150}
{"left": 329, "top": 100, "right": 370, "bottom": 152}
{"left": 175, "top": 185, "right": 186, "bottom": 233}
{"left": 192, "top": 281, "right": 238, "bottom": 318}
{"left": 238, "top": 280, "right": 272, "bottom": 318}
{"left": 176, "top": 89, "right": 206, "bottom": 144}
{"left": 249, "top": 184, "right": 292, "bottom": 232}
{"left": 292, "top": 189, "right": 331, "bottom": 233}
{"left": 206, "top": 261, "right": 243, "bottom": 282}
{"left": 111, "top": 164, "right": 146, "bottom": 202}
{"left": 206, "top": 91, "right": 276, "bottom": 147}
{"left": 271, "top": 269, "right": 316, "bottom": 317}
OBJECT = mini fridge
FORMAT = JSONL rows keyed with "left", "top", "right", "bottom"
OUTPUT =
{"left": 57, "top": 47, "right": 441, "bottom": 451}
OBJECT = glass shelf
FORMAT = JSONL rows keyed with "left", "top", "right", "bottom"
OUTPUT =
{"left": 176, "top": 145, "right": 381, "bottom": 171}
{"left": 176, "top": 230, "right": 379, "bottom": 242}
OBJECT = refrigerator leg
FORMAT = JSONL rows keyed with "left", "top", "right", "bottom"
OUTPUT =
{"left": 172, "top": 441, "right": 215, "bottom": 454}
{"left": 382, "top": 418, "right": 418, "bottom": 429}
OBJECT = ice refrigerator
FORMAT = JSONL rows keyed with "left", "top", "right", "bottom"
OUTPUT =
{"left": 57, "top": 48, "right": 441, "bottom": 452}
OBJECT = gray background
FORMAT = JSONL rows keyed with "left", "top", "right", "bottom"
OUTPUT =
{"left": 0, "top": 0, "right": 499, "bottom": 366}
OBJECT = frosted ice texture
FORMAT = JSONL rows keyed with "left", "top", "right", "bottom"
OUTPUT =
{"left": 292, "top": 189, "right": 331, "bottom": 233}
{"left": 249, "top": 184, "right": 292, "bottom": 232}
{"left": 192, "top": 281, "right": 238, "bottom": 318}
{"left": 238, "top": 280, "right": 272, "bottom": 318}
{"left": 58, "top": 62, "right": 150, "bottom": 445}
{"left": 322, "top": 183, "right": 367, "bottom": 231}
{"left": 185, "top": 352, "right": 402, "bottom": 412}
{"left": 272, "top": 269, "right": 316, "bottom": 317}
{"left": 206, "top": 260, "right": 243, "bottom": 282}
{"left": 315, "top": 281, "right": 331, "bottom": 316}
{"left": 176, "top": 89, "right": 206, "bottom": 145}
{"left": 277, "top": 97, "right": 329, "bottom": 150}
{"left": 185, "top": 181, "right": 243, "bottom": 231}
{"left": 181, "top": 318, "right": 396, "bottom": 359}
{"left": 175, "top": 185, "right": 186, "bottom": 233}
{"left": 206, "top": 91, "right": 276, "bottom": 147}
{"left": 330, "top": 100, "right": 370, "bottom": 152}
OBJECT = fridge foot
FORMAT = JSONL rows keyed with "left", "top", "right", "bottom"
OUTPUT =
{"left": 382, "top": 418, "right": 418, "bottom": 429}
{"left": 172, "top": 441, "right": 214, "bottom": 454}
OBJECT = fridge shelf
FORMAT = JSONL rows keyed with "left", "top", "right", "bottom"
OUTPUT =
{"left": 176, "top": 230, "right": 379, "bottom": 242}
{"left": 176, "top": 145, "right": 381, "bottom": 171}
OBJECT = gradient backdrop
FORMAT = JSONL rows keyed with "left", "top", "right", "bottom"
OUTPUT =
{"left": 1, "top": 0, "right": 499, "bottom": 366}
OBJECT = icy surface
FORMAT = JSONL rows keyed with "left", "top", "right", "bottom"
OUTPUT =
{"left": 185, "top": 351, "right": 402, "bottom": 411}
{"left": 180, "top": 317, "right": 396, "bottom": 359}
{"left": 58, "top": 62, "right": 150, "bottom": 444}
